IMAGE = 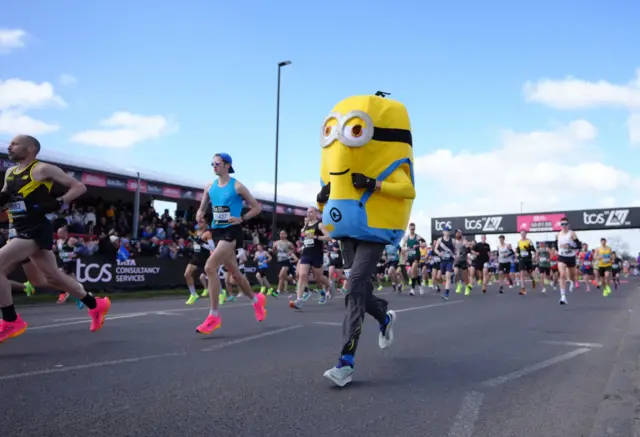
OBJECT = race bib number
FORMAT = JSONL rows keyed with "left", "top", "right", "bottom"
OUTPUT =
{"left": 560, "top": 248, "right": 573, "bottom": 256}
{"left": 520, "top": 250, "right": 529, "bottom": 257}
{"left": 539, "top": 257, "right": 547, "bottom": 262}
{"left": 193, "top": 243, "right": 201, "bottom": 252}
{"left": 470, "top": 254, "right": 477, "bottom": 260}
{"left": 551, "top": 261, "right": 557, "bottom": 266}
{"left": 330, "top": 253, "right": 339, "bottom": 259}
{"left": 613, "top": 264, "right": 620, "bottom": 270}
{"left": 212, "top": 206, "right": 230, "bottom": 225}
{"left": 8, "top": 228, "right": 17, "bottom": 239}
{"left": 277, "top": 251, "right": 288, "bottom": 261}
{"left": 432, "top": 256, "right": 440, "bottom": 263}
{"left": 304, "top": 238, "right": 314, "bottom": 247}
{"left": 442, "top": 252, "right": 452, "bottom": 260}
{"left": 408, "top": 249, "right": 416, "bottom": 257}
{"left": 583, "top": 261, "right": 591, "bottom": 266}
{"left": 7, "top": 201, "right": 26, "bottom": 214}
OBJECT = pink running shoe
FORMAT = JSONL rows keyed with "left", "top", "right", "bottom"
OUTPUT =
{"left": 89, "top": 297, "right": 111, "bottom": 332}
{"left": 196, "top": 314, "right": 222, "bottom": 334}
{"left": 0, "top": 315, "right": 28, "bottom": 344}
{"left": 253, "top": 293, "right": 267, "bottom": 322}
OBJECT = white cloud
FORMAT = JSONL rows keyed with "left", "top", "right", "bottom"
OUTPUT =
{"left": 59, "top": 73, "right": 77, "bottom": 87}
{"left": 628, "top": 113, "right": 640, "bottom": 146}
{"left": 0, "top": 110, "right": 60, "bottom": 135}
{"left": 0, "top": 29, "right": 26, "bottom": 53}
{"left": 0, "top": 78, "right": 66, "bottom": 111}
{"left": 0, "top": 78, "right": 65, "bottom": 135}
{"left": 524, "top": 68, "right": 640, "bottom": 109}
{"left": 252, "top": 181, "right": 317, "bottom": 207}
{"left": 70, "top": 112, "right": 174, "bottom": 148}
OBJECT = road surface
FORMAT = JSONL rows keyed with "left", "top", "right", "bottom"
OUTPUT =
{"left": 1, "top": 280, "right": 639, "bottom": 437}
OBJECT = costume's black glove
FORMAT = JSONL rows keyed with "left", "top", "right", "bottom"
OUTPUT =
{"left": 317, "top": 183, "right": 331, "bottom": 204}
{"left": 0, "top": 192, "right": 12, "bottom": 206}
{"left": 34, "top": 197, "right": 62, "bottom": 214}
{"left": 352, "top": 173, "right": 377, "bottom": 192}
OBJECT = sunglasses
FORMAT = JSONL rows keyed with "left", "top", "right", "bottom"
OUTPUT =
{"left": 211, "top": 161, "right": 228, "bottom": 167}
{"left": 560, "top": 222, "right": 569, "bottom": 226}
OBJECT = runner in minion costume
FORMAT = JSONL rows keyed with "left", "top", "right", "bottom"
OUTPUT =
{"left": 317, "top": 93, "right": 415, "bottom": 387}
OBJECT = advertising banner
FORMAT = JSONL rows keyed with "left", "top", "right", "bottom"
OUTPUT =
{"left": 517, "top": 213, "right": 565, "bottom": 233}
{"left": 568, "top": 208, "right": 638, "bottom": 230}
{"left": 9, "top": 255, "right": 283, "bottom": 293}
{"left": 432, "top": 214, "right": 516, "bottom": 235}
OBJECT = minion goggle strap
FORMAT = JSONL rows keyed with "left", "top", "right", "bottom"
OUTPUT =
{"left": 321, "top": 110, "right": 412, "bottom": 148}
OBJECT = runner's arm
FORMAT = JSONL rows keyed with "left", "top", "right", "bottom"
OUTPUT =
{"left": 197, "top": 182, "right": 212, "bottom": 221}
{"left": 377, "top": 168, "right": 416, "bottom": 199}
{"left": 235, "top": 181, "right": 262, "bottom": 221}
{"left": 0, "top": 166, "right": 14, "bottom": 204}
{"left": 317, "top": 223, "right": 331, "bottom": 241}
{"left": 202, "top": 232, "right": 215, "bottom": 251}
{"left": 434, "top": 238, "right": 442, "bottom": 256}
{"left": 266, "top": 252, "right": 272, "bottom": 262}
{"left": 34, "top": 163, "right": 86, "bottom": 203}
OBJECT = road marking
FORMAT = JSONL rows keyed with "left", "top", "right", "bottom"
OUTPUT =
{"left": 481, "top": 348, "right": 591, "bottom": 388}
{"left": 448, "top": 391, "right": 484, "bottom": 437}
{"left": 0, "top": 352, "right": 188, "bottom": 381}
{"left": 201, "top": 325, "right": 304, "bottom": 352}
{"left": 30, "top": 313, "right": 149, "bottom": 330}
{"left": 313, "top": 321, "right": 342, "bottom": 327}
{"left": 542, "top": 341, "right": 603, "bottom": 348}
{"left": 394, "top": 300, "right": 464, "bottom": 314}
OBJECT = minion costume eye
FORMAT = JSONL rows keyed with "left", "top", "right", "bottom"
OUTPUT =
{"left": 338, "top": 111, "right": 374, "bottom": 147}
{"left": 321, "top": 112, "right": 340, "bottom": 148}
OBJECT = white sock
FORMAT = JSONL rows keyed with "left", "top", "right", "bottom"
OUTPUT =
{"left": 188, "top": 285, "right": 196, "bottom": 296}
{"left": 209, "top": 309, "right": 219, "bottom": 316}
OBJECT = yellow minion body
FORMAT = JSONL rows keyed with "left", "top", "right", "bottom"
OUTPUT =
{"left": 319, "top": 95, "right": 415, "bottom": 245}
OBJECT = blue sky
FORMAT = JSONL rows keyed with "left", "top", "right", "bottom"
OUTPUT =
{"left": 2, "top": 0, "right": 640, "bottom": 251}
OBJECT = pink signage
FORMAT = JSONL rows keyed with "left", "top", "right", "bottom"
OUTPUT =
{"left": 517, "top": 213, "right": 565, "bottom": 232}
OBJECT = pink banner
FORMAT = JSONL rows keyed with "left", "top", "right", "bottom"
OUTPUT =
{"left": 195, "top": 191, "right": 203, "bottom": 201}
{"left": 517, "top": 213, "right": 565, "bottom": 232}
{"left": 162, "top": 186, "right": 181, "bottom": 199}
{"left": 82, "top": 172, "right": 106, "bottom": 187}
{"left": 127, "top": 180, "right": 147, "bottom": 193}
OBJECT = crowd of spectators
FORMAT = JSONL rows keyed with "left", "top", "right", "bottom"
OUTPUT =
{"left": 0, "top": 196, "right": 304, "bottom": 260}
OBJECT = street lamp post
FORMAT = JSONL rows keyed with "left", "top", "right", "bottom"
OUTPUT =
{"left": 272, "top": 60, "right": 292, "bottom": 241}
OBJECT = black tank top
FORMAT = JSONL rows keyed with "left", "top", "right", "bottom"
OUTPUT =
{"left": 302, "top": 221, "right": 323, "bottom": 257}
{"left": 192, "top": 231, "right": 211, "bottom": 260}
{"left": 5, "top": 161, "right": 54, "bottom": 232}
{"left": 57, "top": 239, "right": 75, "bottom": 263}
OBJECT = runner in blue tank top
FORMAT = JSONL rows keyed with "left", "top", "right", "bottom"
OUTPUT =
{"left": 195, "top": 153, "right": 267, "bottom": 335}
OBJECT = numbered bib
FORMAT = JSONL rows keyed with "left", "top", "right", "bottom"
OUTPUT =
{"left": 408, "top": 249, "right": 416, "bottom": 257}
{"left": 7, "top": 201, "right": 26, "bottom": 214}
{"left": 330, "top": 253, "right": 339, "bottom": 259}
{"left": 213, "top": 206, "right": 230, "bottom": 225}
{"left": 583, "top": 261, "right": 591, "bottom": 266}
{"left": 539, "top": 257, "right": 547, "bottom": 262}
{"left": 470, "top": 254, "right": 477, "bottom": 260}
{"left": 520, "top": 250, "right": 529, "bottom": 257}
{"left": 551, "top": 261, "right": 558, "bottom": 266}
{"left": 442, "top": 252, "right": 452, "bottom": 260}
{"left": 277, "top": 251, "right": 288, "bottom": 261}
{"left": 432, "top": 256, "right": 440, "bottom": 262}
{"left": 193, "top": 243, "right": 201, "bottom": 252}
{"left": 304, "top": 238, "right": 314, "bottom": 247}
{"left": 613, "top": 264, "right": 620, "bottom": 270}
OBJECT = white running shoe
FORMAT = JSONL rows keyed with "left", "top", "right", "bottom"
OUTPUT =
{"left": 560, "top": 294, "right": 568, "bottom": 305}
{"left": 323, "top": 365, "right": 354, "bottom": 387}
{"left": 378, "top": 310, "right": 396, "bottom": 349}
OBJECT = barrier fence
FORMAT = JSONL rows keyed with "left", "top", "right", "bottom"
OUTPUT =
{"left": 9, "top": 256, "right": 284, "bottom": 294}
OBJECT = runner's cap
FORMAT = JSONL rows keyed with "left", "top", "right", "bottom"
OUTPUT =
{"left": 217, "top": 153, "right": 235, "bottom": 173}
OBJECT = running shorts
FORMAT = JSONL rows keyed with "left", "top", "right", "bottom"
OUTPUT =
{"left": 12, "top": 220, "right": 54, "bottom": 250}
{"left": 386, "top": 260, "right": 399, "bottom": 269}
{"left": 558, "top": 256, "right": 577, "bottom": 268}
{"left": 539, "top": 266, "right": 551, "bottom": 275}
{"left": 277, "top": 260, "right": 291, "bottom": 270}
{"left": 407, "top": 255, "right": 419, "bottom": 265}
{"left": 329, "top": 259, "right": 343, "bottom": 269}
{"left": 376, "top": 264, "right": 385, "bottom": 274}
{"left": 581, "top": 266, "right": 594, "bottom": 276}
{"left": 473, "top": 259, "right": 488, "bottom": 271}
{"left": 499, "top": 262, "right": 511, "bottom": 274}
{"left": 257, "top": 266, "right": 269, "bottom": 276}
{"left": 300, "top": 253, "right": 323, "bottom": 269}
{"left": 211, "top": 225, "right": 243, "bottom": 249}
{"left": 60, "top": 261, "right": 75, "bottom": 275}
{"left": 519, "top": 258, "right": 533, "bottom": 272}
{"left": 431, "top": 262, "right": 441, "bottom": 271}
{"left": 598, "top": 266, "right": 611, "bottom": 276}
{"left": 440, "top": 259, "right": 454, "bottom": 274}
{"left": 454, "top": 261, "right": 468, "bottom": 270}
{"left": 188, "top": 256, "right": 206, "bottom": 269}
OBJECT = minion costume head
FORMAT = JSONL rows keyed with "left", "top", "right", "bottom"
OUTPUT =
{"left": 316, "top": 95, "right": 415, "bottom": 246}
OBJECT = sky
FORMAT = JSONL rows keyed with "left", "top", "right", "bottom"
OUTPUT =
{"left": 1, "top": 0, "right": 640, "bottom": 254}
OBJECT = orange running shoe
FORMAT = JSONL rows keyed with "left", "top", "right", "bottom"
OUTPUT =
{"left": 0, "top": 315, "right": 28, "bottom": 344}
{"left": 253, "top": 293, "right": 267, "bottom": 322}
{"left": 56, "top": 292, "right": 69, "bottom": 304}
{"left": 196, "top": 314, "right": 222, "bottom": 334}
{"left": 88, "top": 297, "right": 111, "bottom": 332}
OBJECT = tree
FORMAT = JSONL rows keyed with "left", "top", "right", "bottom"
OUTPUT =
{"left": 607, "top": 235, "right": 630, "bottom": 258}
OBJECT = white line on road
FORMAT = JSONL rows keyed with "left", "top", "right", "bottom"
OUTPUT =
{"left": 201, "top": 325, "right": 303, "bottom": 352}
{"left": 313, "top": 321, "right": 342, "bottom": 327}
{"left": 30, "top": 313, "right": 150, "bottom": 330}
{"left": 0, "top": 352, "right": 188, "bottom": 381}
{"left": 448, "top": 391, "right": 485, "bottom": 437}
{"left": 542, "top": 341, "right": 603, "bottom": 348}
{"left": 394, "top": 300, "right": 464, "bottom": 313}
{"left": 481, "top": 348, "right": 591, "bottom": 388}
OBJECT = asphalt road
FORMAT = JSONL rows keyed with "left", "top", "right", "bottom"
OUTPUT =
{"left": 1, "top": 279, "right": 639, "bottom": 437}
